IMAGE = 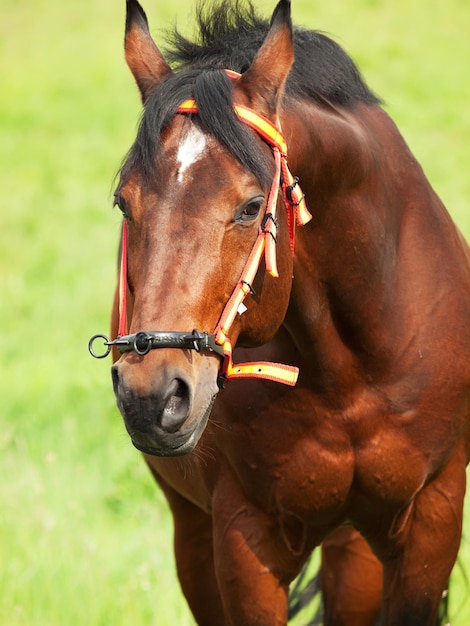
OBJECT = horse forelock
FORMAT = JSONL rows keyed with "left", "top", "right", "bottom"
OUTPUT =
{"left": 120, "top": 68, "right": 273, "bottom": 189}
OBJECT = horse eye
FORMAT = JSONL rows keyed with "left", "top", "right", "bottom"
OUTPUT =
{"left": 238, "top": 197, "right": 264, "bottom": 222}
{"left": 113, "top": 194, "right": 130, "bottom": 219}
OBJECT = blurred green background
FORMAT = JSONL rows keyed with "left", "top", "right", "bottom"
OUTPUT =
{"left": 1, "top": 0, "right": 469, "bottom": 624}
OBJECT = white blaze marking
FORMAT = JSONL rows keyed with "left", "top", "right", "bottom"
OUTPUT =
{"left": 176, "top": 125, "right": 207, "bottom": 182}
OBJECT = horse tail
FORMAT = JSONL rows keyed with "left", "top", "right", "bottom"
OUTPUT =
{"left": 440, "top": 549, "right": 470, "bottom": 626}
{"left": 288, "top": 556, "right": 322, "bottom": 625}
{"left": 437, "top": 585, "right": 450, "bottom": 626}
{"left": 287, "top": 557, "right": 451, "bottom": 626}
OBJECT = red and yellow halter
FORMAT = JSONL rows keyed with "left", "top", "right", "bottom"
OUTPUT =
{"left": 90, "top": 72, "right": 312, "bottom": 387}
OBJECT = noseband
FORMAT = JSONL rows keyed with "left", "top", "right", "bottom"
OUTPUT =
{"left": 89, "top": 71, "right": 312, "bottom": 388}
{"left": 89, "top": 329, "right": 226, "bottom": 358}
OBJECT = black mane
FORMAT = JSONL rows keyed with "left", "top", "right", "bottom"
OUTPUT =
{"left": 120, "top": 0, "right": 380, "bottom": 185}
{"left": 167, "top": 0, "right": 380, "bottom": 106}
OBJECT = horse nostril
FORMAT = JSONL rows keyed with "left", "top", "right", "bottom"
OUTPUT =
{"left": 111, "top": 364, "right": 120, "bottom": 395}
{"left": 160, "top": 378, "right": 191, "bottom": 433}
{"left": 111, "top": 366, "right": 193, "bottom": 436}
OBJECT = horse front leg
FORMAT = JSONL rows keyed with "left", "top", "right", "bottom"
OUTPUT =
{"left": 147, "top": 467, "right": 225, "bottom": 626}
{"left": 378, "top": 440, "right": 466, "bottom": 626}
{"left": 212, "top": 473, "right": 307, "bottom": 626}
{"left": 321, "top": 526, "right": 382, "bottom": 626}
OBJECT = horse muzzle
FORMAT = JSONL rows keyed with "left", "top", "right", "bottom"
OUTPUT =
{"left": 110, "top": 348, "right": 219, "bottom": 457}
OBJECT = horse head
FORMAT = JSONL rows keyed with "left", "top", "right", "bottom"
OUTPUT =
{"left": 110, "top": 0, "right": 301, "bottom": 456}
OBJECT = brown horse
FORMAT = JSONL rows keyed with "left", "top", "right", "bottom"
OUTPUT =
{"left": 90, "top": 0, "right": 470, "bottom": 623}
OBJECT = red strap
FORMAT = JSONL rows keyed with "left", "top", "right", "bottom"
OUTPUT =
{"left": 118, "top": 220, "right": 128, "bottom": 337}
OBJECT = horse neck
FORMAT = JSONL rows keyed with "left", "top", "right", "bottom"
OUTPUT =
{"left": 280, "top": 100, "right": 444, "bottom": 387}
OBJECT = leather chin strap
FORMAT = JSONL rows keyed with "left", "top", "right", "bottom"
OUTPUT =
{"left": 90, "top": 74, "right": 312, "bottom": 388}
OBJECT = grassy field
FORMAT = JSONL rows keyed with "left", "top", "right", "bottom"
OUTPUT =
{"left": 1, "top": 0, "right": 469, "bottom": 624}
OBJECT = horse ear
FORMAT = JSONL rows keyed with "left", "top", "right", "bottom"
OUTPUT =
{"left": 239, "top": 0, "right": 293, "bottom": 117}
{"left": 125, "top": 0, "right": 173, "bottom": 103}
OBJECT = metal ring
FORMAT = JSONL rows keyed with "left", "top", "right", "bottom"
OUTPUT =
{"left": 188, "top": 328, "right": 204, "bottom": 352}
{"left": 133, "top": 331, "right": 153, "bottom": 356}
{"left": 88, "top": 334, "right": 112, "bottom": 359}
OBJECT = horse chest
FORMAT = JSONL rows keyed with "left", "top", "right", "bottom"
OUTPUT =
{"left": 210, "top": 386, "right": 435, "bottom": 525}
{"left": 219, "top": 421, "right": 357, "bottom": 521}
{"left": 353, "top": 425, "right": 431, "bottom": 507}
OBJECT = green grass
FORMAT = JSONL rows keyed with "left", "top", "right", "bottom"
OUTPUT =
{"left": 1, "top": 0, "right": 469, "bottom": 624}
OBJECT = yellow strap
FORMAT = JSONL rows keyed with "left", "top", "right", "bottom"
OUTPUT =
{"left": 220, "top": 341, "right": 299, "bottom": 386}
{"left": 264, "top": 148, "right": 281, "bottom": 278}
{"left": 214, "top": 235, "right": 266, "bottom": 347}
{"left": 178, "top": 99, "right": 287, "bottom": 154}
{"left": 232, "top": 105, "right": 287, "bottom": 154}
{"left": 177, "top": 99, "right": 198, "bottom": 113}
{"left": 227, "top": 361, "right": 299, "bottom": 385}
{"left": 280, "top": 160, "right": 311, "bottom": 226}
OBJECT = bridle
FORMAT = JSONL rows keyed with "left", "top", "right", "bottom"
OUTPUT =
{"left": 89, "top": 72, "right": 312, "bottom": 388}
